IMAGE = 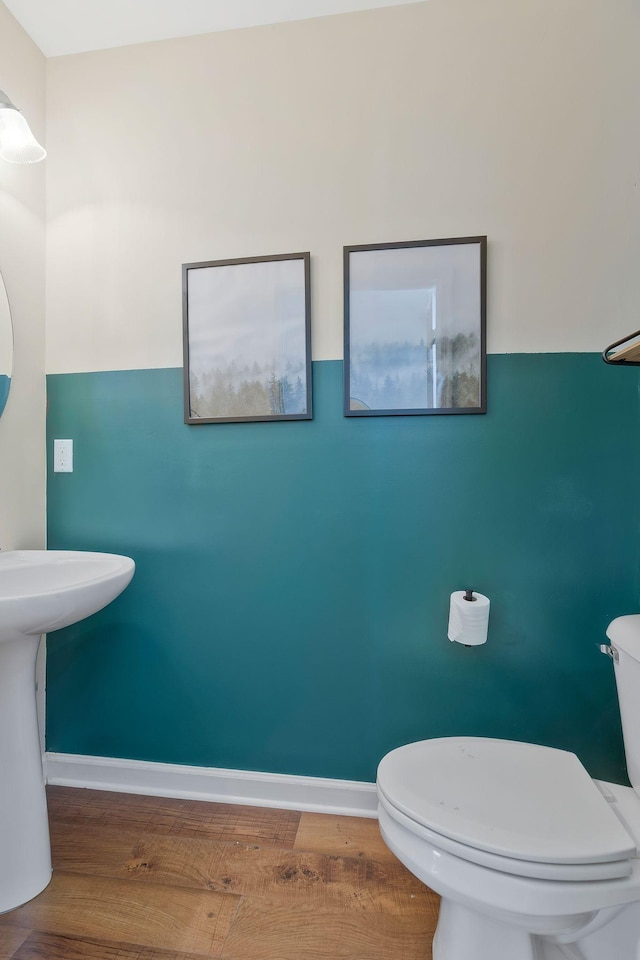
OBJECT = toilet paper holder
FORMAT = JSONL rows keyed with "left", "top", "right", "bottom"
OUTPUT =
{"left": 448, "top": 589, "right": 490, "bottom": 646}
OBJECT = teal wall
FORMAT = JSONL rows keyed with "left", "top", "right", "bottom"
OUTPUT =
{"left": 0, "top": 375, "right": 9, "bottom": 414}
{"left": 46, "top": 356, "right": 640, "bottom": 784}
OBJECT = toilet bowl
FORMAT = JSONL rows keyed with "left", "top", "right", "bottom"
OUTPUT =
{"left": 375, "top": 615, "right": 640, "bottom": 960}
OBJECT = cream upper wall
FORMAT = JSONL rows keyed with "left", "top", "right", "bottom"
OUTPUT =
{"left": 0, "top": 0, "right": 46, "bottom": 548}
{"left": 45, "top": 0, "right": 640, "bottom": 373}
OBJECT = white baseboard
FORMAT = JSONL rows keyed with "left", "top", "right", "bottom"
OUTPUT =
{"left": 44, "top": 752, "right": 378, "bottom": 818}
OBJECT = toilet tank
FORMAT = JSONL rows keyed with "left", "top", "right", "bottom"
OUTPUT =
{"left": 607, "top": 614, "right": 640, "bottom": 794}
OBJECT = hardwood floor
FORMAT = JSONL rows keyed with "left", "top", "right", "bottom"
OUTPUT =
{"left": 0, "top": 787, "right": 439, "bottom": 959}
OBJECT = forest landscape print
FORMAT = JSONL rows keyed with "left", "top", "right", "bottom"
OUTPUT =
{"left": 183, "top": 253, "right": 311, "bottom": 423}
{"left": 345, "top": 238, "right": 486, "bottom": 416}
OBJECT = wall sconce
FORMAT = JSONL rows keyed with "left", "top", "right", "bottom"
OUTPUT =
{"left": 0, "top": 89, "right": 46, "bottom": 164}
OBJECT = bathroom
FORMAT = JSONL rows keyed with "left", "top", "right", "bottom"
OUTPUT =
{"left": 0, "top": 0, "right": 639, "bottom": 956}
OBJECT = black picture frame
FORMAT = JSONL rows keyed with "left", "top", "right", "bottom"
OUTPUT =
{"left": 183, "top": 252, "right": 312, "bottom": 424}
{"left": 344, "top": 236, "right": 487, "bottom": 417}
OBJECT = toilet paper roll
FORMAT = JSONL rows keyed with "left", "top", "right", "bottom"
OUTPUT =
{"left": 448, "top": 591, "right": 490, "bottom": 645}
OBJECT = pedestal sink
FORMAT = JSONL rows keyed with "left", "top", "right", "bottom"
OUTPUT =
{"left": 0, "top": 550, "right": 135, "bottom": 914}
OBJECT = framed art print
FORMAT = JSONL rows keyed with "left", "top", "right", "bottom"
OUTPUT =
{"left": 344, "top": 237, "right": 486, "bottom": 416}
{"left": 183, "top": 252, "right": 312, "bottom": 424}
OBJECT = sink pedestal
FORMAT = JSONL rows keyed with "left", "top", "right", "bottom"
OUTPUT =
{"left": 0, "top": 550, "right": 135, "bottom": 913}
{"left": 0, "top": 631, "right": 51, "bottom": 914}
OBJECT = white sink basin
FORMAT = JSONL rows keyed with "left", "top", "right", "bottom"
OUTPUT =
{"left": 0, "top": 549, "right": 135, "bottom": 914}
{"left": 0, "top": 550, "right": 135, "bottom": 637}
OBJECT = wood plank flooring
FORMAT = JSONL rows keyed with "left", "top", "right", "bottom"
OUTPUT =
{"left": 0, "top": 786, "right": 439, "bottom": 959}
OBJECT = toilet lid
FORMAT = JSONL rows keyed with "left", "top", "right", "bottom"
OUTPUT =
{"left": 377, "top": 738, "right": 637, "bottom": 865}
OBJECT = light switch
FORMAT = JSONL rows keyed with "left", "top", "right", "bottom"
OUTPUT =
{"left": 53, "top": 439, "right": 73, "bottom": 473}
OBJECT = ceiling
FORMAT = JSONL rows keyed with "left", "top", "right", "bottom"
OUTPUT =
{"left": 4, "top": 0, "right": 422, "bottom": 57}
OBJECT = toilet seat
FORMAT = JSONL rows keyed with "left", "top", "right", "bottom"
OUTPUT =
{"left": 377, "top": 737, "right": 638, "bottom": 882}
{"left": 378, "top": 791, "right": 633, "bottom": 881}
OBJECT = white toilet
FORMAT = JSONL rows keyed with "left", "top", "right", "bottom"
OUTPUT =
{"left": 376, "top": 615, "right": 640, "bottom": 960}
